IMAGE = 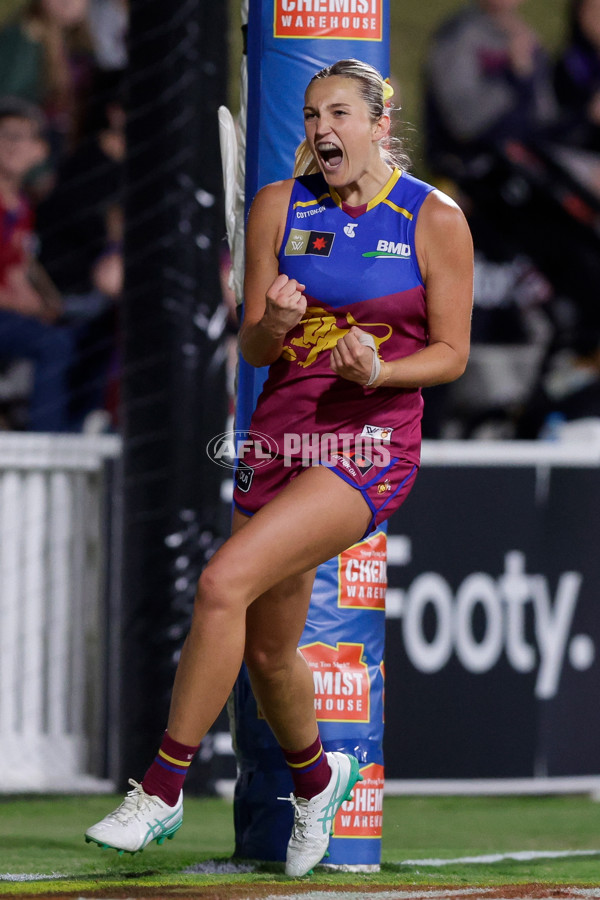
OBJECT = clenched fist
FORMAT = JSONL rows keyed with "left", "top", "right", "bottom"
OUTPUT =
{"left": 330, "top": 326, "right": 381, "bottom": 386}
{"left": 263, "top": 273, "right": 307, "bottom": 337}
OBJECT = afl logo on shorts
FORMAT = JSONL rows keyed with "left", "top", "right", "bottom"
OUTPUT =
{"left": 235, "top": 461, "right": 254, "bottom": 493}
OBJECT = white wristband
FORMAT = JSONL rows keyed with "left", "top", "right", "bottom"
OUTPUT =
{"left": 356, "top": 331, "right": 381, "bottom": 387}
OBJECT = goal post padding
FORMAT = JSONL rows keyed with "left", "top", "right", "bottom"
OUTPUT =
{"left": 231, "top": 0, "right": 390, "bottom": 868}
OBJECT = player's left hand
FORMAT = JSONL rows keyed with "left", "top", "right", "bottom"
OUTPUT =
{"left": 330, "top": 326, "right": 379, "bottom": 386}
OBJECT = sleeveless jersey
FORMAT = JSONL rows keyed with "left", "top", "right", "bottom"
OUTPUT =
{"left": 248, "top": 168, "right": 435, "bottom": 466}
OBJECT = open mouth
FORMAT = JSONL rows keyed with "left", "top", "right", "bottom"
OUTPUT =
{"left": 317, "top": 142, "right": 343, "bottom": 170}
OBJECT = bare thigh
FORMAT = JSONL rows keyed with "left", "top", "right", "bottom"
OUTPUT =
{"left": 207, "top": 464, "right": 372, "bottom": 606}
{"left": 225, "top": 509, "right": 315, "bottom": 662}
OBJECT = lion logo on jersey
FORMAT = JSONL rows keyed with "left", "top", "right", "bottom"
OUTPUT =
{"left": 281, "top": 306, "right": 392, "bottom": 368}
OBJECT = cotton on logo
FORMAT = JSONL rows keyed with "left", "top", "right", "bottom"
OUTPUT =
{"left": 300, "top": 641, "right": 370, "bottom": 722}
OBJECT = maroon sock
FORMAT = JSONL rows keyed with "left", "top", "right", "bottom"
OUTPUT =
{"left": 282, "top": 735, "right": 331, "bottom": 800}
{"left": 141, "top": 731, "right": 199, "bottom": 806}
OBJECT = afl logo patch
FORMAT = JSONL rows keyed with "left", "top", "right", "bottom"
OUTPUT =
{"left": 285, "top": 229, "right": 335, "bottom": 257}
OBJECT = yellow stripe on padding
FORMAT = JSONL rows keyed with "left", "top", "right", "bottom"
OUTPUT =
{"left": 287, "top": 748, "right": 323, "bottom": 769}
{"left": 159, "top": 749, "right": 192, "bottom": 767}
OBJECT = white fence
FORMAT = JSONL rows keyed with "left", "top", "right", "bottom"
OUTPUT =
{"left": 0, "top": 433, "right": 121, "bottom": 792}
{"left": 3, "top": 430, "right": 600, "bottom": 795}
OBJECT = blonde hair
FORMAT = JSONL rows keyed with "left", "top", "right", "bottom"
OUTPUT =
{"left": 294, "top": 58, "right": 410, "bottom": 177}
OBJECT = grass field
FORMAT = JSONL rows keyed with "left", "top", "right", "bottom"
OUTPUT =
{"left": 1, "top": 793, "right": 600, "bottom": 897}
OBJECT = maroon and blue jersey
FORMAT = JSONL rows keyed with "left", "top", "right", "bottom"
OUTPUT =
{"left": 248, "top": 168, "right": 435, "bottom": 465}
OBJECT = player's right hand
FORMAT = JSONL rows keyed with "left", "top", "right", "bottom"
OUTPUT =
{"left": 263, "top": 273, "right": 307, "bottom": 336}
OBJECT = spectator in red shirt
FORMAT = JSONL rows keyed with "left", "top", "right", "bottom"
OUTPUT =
{"left": 0, "top": 95, "right": 74, "bottom": 431}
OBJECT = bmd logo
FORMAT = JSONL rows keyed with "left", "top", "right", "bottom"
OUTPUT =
{"left": 363, "top": 239, "right": 411, "bottom": 259}
{"left": 274, "top": 0, "right": 382, "bottom": 40}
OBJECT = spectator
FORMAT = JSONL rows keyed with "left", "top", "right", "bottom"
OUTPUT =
{"left": 420, "top": 2, "right": 560, "bottom": 437}
{"left": 0, "top": 0, "right": 95, "bottom": 191}
{"left": 423, "top": 0, "right": 600, "bottom": 441}
{"left": 36, "top": 69, "right": 124, "bottom": 429}
{"left": 554, "top": 0, "right": 600, "bottom": 153}
{"left": 0, "top": 95, "right": 74, "bottom": 431}
{"left": 37, "top": 70, "right": 124, "bottom": 298}
{"left": 516, "top": 327, "right": 600, "bottom": 438}
{"left": 88, "top": 0, "right": 128, "bottom": 72}
{"left": 423, "top": 0, "right": 558, "bottom": 181}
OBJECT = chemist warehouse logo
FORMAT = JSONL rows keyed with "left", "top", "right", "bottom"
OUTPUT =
{"left": 274, "top": 0, "right": 383, "bottom": 40}
{"left": 335, "top": 762, "right": 384, "bottom": 839}
{"left": 300, "top": 642, "right": 370, "bottom": 722}
{"left": 338, "top": 530, "right": 387, "bottom": 610}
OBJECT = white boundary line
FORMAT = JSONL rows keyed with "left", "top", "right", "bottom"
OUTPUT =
{"left": 259, "top": 892, "right": 503, "bottom": 900}
{"left": 400, "top": 849, "right": 600, "bottom": 867}
{"left": 257, "top": 891, "right": 600, "bottom": 900}
{"left": 0, "top": 874, "right": 65, "bottom": 882}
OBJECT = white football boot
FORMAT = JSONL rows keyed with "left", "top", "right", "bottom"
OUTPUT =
{"left": 85, "top": 779, "right": 183, "bottom": 854}
{"left": 281, "top": 751, "right": 362, "bottom": 876}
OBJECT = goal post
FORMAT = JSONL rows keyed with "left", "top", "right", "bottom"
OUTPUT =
{"left": 225, "top": 0, "right": 391, "bottom": 869}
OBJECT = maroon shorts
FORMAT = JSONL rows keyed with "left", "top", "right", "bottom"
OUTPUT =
{"left": 232, "top": 445, "right": 418, "bottom": 539}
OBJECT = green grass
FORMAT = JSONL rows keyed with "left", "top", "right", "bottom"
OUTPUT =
{"left": 1, "top": 793, "right": 599, "bottom": 895}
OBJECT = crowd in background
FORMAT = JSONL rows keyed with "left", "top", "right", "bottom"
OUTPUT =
{"left": 421, "top": 0, "right": 600, "bottom": 440}
{"left": 0, "top": 0, "right": 126, "bottom": 431}
{"left": 0, "top": 0, "right": 599, "bottom": 438}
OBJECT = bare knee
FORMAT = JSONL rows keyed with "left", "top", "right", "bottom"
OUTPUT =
{"left": 244, "top": 640, "right": 296, "bottom": 685}
{"left": 194, "top": 560, "right": 247, "bottom": 620}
